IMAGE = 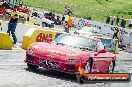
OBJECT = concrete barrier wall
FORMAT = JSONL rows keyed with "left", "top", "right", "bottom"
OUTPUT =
{"left": 0, "top": 32, "right": 13, "bottom": 49}
{"left": 0, "top": 20, "right": 42, "bottom": 42}
{"left": 21, "top": 28, "right": 64, "bottom": 49}
{"left": 0, "top": 20, "right": 63, "bottom": 43}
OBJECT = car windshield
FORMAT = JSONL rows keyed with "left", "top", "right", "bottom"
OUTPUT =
{"left": 55, "top": 35, "right": 97, "bottom": 50}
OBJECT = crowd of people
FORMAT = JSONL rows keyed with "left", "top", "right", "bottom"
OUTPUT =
{"left": 112, "top": 27, "right": 125, "bottom": 48}
{"left": 44, "top": 5, "right": 73, "bottom": 33}
{"left": 106, "top": 15, "right": 132, "bottom": 29}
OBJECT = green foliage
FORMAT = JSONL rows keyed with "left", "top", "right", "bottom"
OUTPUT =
{"left": 23, "top": 0, "right": 132, "bottom": 22}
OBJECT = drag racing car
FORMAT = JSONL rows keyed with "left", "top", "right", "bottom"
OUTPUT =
{"left": 29, "top": 11, "right": 54, "bottom": 28}
{"left": 74, "top": 26, "right": 102, "bottom": 36}
{"left": 25, "top": 34, "right": 116, "bottom": 79}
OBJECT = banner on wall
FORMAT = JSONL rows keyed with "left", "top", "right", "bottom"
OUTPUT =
{"left": 21, "top": 28, "right": 63, "bottom": 49}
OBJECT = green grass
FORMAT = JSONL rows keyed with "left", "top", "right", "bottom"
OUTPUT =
{"left": 23, "top": 0, "right": 132, "bottom": 22}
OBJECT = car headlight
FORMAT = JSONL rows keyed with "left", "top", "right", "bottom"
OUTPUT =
{"left": 66, "top": 59, "right": 77, "bottom": 63}
{"left": 27, "top": 49, "right": 34, "bottom": 55}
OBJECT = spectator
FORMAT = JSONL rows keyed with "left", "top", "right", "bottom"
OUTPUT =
{"left": 51, "top": 13, "right": 56, "bottom": 22}
{"left": 106, "top": 14, "right": 110, "bottom": 24}
{"left": 111, "top": 16, "right": 115, "bottom": 25}
{"left": 2, "top": 1, "right": 10, "bottom": 9}
{"left": 119, "top": 29, "right": 125, "bottom": 47}
{"left": 64, "top": 11, "right": 72, "bottom": 30}
{"left": 54, "top": 16, "right": 61, "bottom": 25}
{"left": 113, "top": 27, "right": 119, "bottom": 39}
{"left": 48, "top": 12, "right": 52, "bottom": 20}
{"left": 64, "top": 21, "right": 70, "bottom": 33}
{"left": 128, "top": 18, "right": 132, "bottom": 29}
{"left": 61, "top": 15, "right": 65, "bottom": 25}
{"left": 64, "top": 5, "right": 70, "bottom": 15}
{"left": 116, "top": 15, "right": 120, "bottom": 26}
{"left": 0, "top": 23, "right": 2, "bottom": 30}
{"left": 120, "top": 16, "right": 126, "bottom": 28}
{"left": 64, "top": 5, "right": 72, "bottom": 15}
{"left": 7, "top": 14, "right": 18, "bottom": 44}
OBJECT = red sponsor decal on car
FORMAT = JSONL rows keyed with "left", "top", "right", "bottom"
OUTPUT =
{"left": 36, "top": 33, "right": 52, "bottom": 43}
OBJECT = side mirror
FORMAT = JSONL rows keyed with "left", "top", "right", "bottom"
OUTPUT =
{"left": 94, "top": 49, "right": 107, "bottom": 56}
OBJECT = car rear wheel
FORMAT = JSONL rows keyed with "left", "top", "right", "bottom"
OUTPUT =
{"left": 85, "top": 59, "right": 92, "bottom": 74}
{"left": 27, "top": 63, "right": 39, "bottom": 70}
{"left": 108, "top": 61, "right": 115, "bottom": 73}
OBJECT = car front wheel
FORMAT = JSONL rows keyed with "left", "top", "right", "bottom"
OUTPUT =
{"left": 85, "top": 59, "right": 92, "bottom": 74}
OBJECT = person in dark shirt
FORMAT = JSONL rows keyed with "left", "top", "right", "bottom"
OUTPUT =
{"left": 106, "top": 14, "right": 110, "bottom": 24}
{"left": 116, "top": 15, "right": 120, "bottom": 26}
{"left": 2, "top": 1, "right": 10, "bottom": 9}
{"left": 54, "top": 16, "right": 61, "bottom": 25}
{"left": 7, "top": 14, "right": 18, "bottom": 44}
{"left": 120, "top": 16, "right": 126, "bottom": 28}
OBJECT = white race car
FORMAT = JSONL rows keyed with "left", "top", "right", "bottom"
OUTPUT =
{"left": 29, "top": 11, "right": 54, "bottom": 28}
{"left": 74, "top": 26, "right": 102, "bottom": 36}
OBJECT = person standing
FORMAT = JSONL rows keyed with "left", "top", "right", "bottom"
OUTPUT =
{"left": 7, "top": 14, "right": 18, "bottom": 44}
{"left": 111, "top": 16, "right": 115, "bottom": 25}
{"left": 64, "top": 21, "right": 69, "bottom": 33}
{"left": 128, "top": 18, "right": 132, "bottom": 29}
{"left": 0, "top": 23, "right": 2, "bottom": 31}
{"left": 113, "top": 27, "right": 119, "bottom": 39}
{"left": 54, "top": 16, "right": 61, "bottom": 25}
{"left": 120, "top": 16, "right": 126, "bottom": 28}
{"left": 64, "top": 5, "right": 69, "bottom": 15}
{"left": 106, "top": 14, "right": 110, "bottom": 24}
{"left": 116, "top": 15, "right": 120, "bottom": 26}
{"left": 64, "top": 5, "right": 72, "bottom": 15}
{"left": 119, "top": 29, "right": 125, "bottom": 47}
{"left": 61, "top": 15, "right": 65, "bottom": 25}
{"left": 64, "top": 11, "right": 72, "bottom": 31}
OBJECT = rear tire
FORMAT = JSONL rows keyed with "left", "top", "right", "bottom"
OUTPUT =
{"left": 27, "top": 63, "right": 39, "bottom": 70}
{"left": 85, "top": 59, "right": 92, "bottom": 74}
